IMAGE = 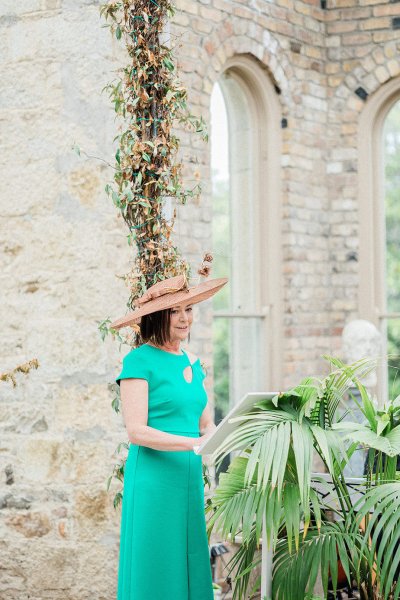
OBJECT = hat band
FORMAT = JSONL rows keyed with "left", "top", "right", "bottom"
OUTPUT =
{"left": 135, "top": 273, "right": 189, "bottom": 307}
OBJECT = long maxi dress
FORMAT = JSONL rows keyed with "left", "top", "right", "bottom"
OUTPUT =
{"left": 116, "top": 343, "right": 214, "bottom": 600}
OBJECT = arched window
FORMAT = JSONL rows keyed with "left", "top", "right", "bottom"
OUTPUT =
{"left": 210, "top": 81, "right": 230, "bottom": 428}
{"left": 383, "top": 101, "right": 400, "bottom": 399}
{"left": 359, "top": 79, "right": 400, "bottom": 401}
{"left": 210, "top": 56, "right": 283, "bottom": 432}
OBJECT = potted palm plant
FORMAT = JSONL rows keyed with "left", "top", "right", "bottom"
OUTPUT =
{"left": 207, "top": 357, "right": 400, "bottom": 599}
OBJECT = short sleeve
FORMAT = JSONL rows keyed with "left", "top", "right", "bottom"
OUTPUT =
{"left": 116, "top": 351, "right": 150, "bottom": 386}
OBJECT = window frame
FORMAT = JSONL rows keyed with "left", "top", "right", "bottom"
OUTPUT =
{"left": 358, "top": 77, "right": 400, "bottom": 402}
{"left": 211, "top": 55, "right": 283, "bottom": 402}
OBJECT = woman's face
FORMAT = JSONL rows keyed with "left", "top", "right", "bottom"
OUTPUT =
{"left": 168, "top": 304, "right": 193, "bottom": 341}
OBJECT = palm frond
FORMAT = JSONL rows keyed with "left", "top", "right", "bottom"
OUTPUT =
{"left": 291, "top": 421, "right": 313, "bottom": 528}
{"left": 222, "top": 524, "right": 262, "bottom": 600}
{"left": 208, "top": 355, "right": 399, "bottom": 600}
{"left": 209, "top": 453, "right": 317, "bottom": 552}
{"left": 334, "top": 423, "right": 400, "bottom": 457}
{"left": 273, "top": 522, "right": 363, "bottom": 600}
{"left": 318, "top": 356, "right": 377, "bottom": 425}
{"left": 311, "top": 425, "right": 349, "bottom": 475}
{"left": 207, "top": 455, "right": 270, "bottom": 542}
{"left": 355, "top": 482, "right": 400, "bottom": 599}
{"left": 213, "top": 409, "right": 294, "bottom": 469}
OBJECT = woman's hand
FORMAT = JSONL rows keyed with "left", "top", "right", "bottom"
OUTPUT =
{"left": 192, "top": 431, "right": 213, "bottom": 454}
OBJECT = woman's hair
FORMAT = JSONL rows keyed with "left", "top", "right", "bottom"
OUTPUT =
{"left": 139, "top": 308, "right": 191, "bottom": 346}
{"left": 140, "top": 309, "right": 171, "bottom": 346}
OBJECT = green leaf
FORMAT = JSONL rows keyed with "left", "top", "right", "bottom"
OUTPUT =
{"left": 376, "top": 413, "right": 390, "bottom": 436}
{"left": 354, "top": 482, "right": 400, "bottom": 598}
{"left": 271, "top": 421, "right": 291, "bottom": 495}
{"left": 291, "top": 422, "right": 313, "bottom": 520}
{"left": 244, "top": 435, "right": 262, "bottom": 487}
{"left": 311, "top": 425, "right": 334, "bottom": 473}
{"left": 115, "top": 25, "right": 122, "bottom": 40}
{"left": 273, "top": 524, "right": 359, "bottom": 600}
{"left": 162, "top": 57, "right": 175, "bottom": 72}
{"left": 283, "top": 484, "right": 300, "bottom": 553}
{"left": 329, "top": 532, "right": 338, "bottom": 593}
{"left": 271, "top": 393, "right": 280, "bottom": 407}
{"left": 309, "top": 488, "right": 322, "bottom": 532}
{"left": 357, "top": 381, "right": 378, "bottom": 431}
{"left": 337, "top": 424, "right": 400, "bottom": 457}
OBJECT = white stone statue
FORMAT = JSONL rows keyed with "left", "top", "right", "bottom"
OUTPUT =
{"left": 342, "top": 319, "right": 381, "bottom": 388}
{"left": 341, "top": 319, "right": 382, "bottom": 477}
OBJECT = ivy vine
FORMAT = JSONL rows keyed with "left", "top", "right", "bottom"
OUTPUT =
{"left": 101, "top": 0, "right": 207, "bottom": 332}
{"left": 100, "top": 0, "right": 208, "bottom": 505}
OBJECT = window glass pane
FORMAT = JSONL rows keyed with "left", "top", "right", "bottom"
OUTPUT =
{"left": 387, "top": 319, "right": 400, "bottom": 399}
{"left": 231, "top": 317, "right": 266, "bottom": 403}
{"left": 384, "top": 101, "right": 400, "bottom": 396}
{"left": 211, "top": 82, "right": 230, "bottom": 312}
{"left": 213, "top": 317, "right": 230, "bottom": 426}
{"left": 211, "top": 173, "right": 230, "bottom": 312}
{"left": 211, "top": 82, "right": 231, "bottom": 424}
{"left": 211, "top": 82, "right": 230, "bottom": 480}
{"left": 210, "top": 77, "right": 268, "bottom": 478}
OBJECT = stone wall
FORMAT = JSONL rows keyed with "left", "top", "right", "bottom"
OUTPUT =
{"left": 1, "top": 0, "right": 400, "bottom": 598}
{"left": 0, "top": 1, "right": 130, "bottom": 598}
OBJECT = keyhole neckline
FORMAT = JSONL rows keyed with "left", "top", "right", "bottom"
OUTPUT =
{"left": 181, "top": 349, "right": 204, "bottom": 385}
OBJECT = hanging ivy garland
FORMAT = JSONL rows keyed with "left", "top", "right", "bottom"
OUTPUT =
{"left": 100, "top": 0, "right": 209, "bottom": 504}
{"left": 100, "top": 0, "right": 208, "bottom": 347}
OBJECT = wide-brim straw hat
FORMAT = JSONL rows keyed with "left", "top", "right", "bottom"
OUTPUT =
{"left": 110, "top": 273, "right": 228, "bottom": 330}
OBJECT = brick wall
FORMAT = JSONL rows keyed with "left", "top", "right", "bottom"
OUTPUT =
{"left": 171, "top": 0, "right": 400, "bottom": 384}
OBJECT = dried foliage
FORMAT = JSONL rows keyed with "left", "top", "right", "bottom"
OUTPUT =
{"left": 100, "top": 0, "right": 209, "bottom": 505}
{"left": 197, "top": 252, "right": 213, "bottom": 278}
{"left": 100, "top": 0, "right": 207, "bottom": 317}
{"left": 0, "top": 359, "right": 39, "bottom": 388}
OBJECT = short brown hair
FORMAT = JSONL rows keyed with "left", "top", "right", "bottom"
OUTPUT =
{"left": 139, "top": 309, "right": 171, "bottom": 346}
{"left": 138, "top": 308, "right": 191, "bottom": 346}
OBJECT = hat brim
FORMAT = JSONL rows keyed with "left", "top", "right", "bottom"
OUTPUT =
{"left": 110, "top": 277, "right": 228, "bottom": 330}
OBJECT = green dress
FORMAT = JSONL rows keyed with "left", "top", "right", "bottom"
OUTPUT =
{"left": 116, "top": 343, "right": 214, "bottom": 600}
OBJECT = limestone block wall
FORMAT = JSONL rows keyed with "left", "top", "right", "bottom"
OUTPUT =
{"left": 0, "top": 1, "right": 215, "bottom": 597}
{"left": 1, "top": 0, "right": 400, "bottom": 598}
{"left": 0, "top": 1, "right": 133, "bottom": 598}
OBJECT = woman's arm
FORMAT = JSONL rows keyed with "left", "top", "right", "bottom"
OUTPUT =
{"left": 185, "top": 349, "right": 216, "bottom": 437}
{"left": 199, "top": 402, "right": 216, "bottom": 436}
{"left": 121, "top": 378, "right": 200, "bottom": 451}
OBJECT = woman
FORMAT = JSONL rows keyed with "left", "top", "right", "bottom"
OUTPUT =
{"left": 111, "top": 273, "right": 228, "bottom": 600}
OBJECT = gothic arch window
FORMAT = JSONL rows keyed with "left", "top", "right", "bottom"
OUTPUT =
{"left": 383, "top": 101, "right": 400, "bottom": 399}
{"left": 210, "top": 55, "right": 283, "bottom": 429}
{"left": 359, "top": 78, "right": 400, "bottom": 401}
